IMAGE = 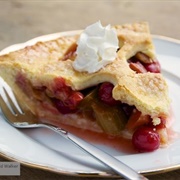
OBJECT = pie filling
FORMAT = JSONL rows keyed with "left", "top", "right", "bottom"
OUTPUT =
{"left": 15, "top": 50, "right": 168, "bottom": 152}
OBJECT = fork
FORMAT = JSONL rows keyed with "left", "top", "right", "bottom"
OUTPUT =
{"left": 0, "top": 77, "right": 148, "bottom": 180}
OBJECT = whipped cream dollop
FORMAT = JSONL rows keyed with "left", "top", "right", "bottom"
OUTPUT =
{"left": 73, "top": 21, "right": 119, "bottom": 73}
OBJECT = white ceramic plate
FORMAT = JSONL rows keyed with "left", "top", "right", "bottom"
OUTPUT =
{"left": 0, "top": 32, "right": 180, "bottom": 178}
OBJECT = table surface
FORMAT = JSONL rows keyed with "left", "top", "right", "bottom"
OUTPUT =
{"left": 0, "top": 1, "right": 180, "bottom": 180}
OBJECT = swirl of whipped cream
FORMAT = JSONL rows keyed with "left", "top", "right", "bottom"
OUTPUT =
{"left": 73, "top": 21, "right": 119, "bottom": 73}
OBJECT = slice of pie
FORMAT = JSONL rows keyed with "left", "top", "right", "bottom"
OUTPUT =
{"left": 0, "top": 22, "right": 171, "bottom": 152}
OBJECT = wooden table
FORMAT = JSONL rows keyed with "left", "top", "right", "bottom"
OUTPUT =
{"left": 0, "top": 1, "right": 180, "bottom": 179}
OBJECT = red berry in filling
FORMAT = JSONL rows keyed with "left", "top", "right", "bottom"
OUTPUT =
{"left": 51, "top": 77, "right": 84, "bottom": 114}
{"left": 53, "top": 77, "right": 72, "bottom": 100}
{"left": 144, "top": 61, "right": 161, "bottom": 73}
{"left": 52, "top": 98, "right": 71, "bottom": 114}
{"left": 132, "top": 126, "right": 160, "bottom": 152}
{"left": 52, "top": 91, "right": 84, "bottom": 114}
{"left": 98, "top": 82, "right": 118, "bottom": 106}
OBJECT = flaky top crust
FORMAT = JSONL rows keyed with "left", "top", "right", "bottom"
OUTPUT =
{"left": 0, "top": 22, "right": 170, "bottom": 118}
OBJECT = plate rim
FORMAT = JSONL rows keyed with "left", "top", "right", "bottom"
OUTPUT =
{"left": 0, "top": 32, "right": 180, "bottom": 178}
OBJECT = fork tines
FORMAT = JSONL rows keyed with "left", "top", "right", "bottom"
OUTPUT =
{"left": 0, "top": 77, "right": 23, "bottom": 115}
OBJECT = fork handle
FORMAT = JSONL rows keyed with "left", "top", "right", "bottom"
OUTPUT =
{"left": 44, "top": 124, "right": 148, "bottom": 180}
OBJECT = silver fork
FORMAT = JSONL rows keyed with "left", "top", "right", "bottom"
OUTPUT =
{"left": 0, "top": 77, "right": 148, "bottom": 180}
